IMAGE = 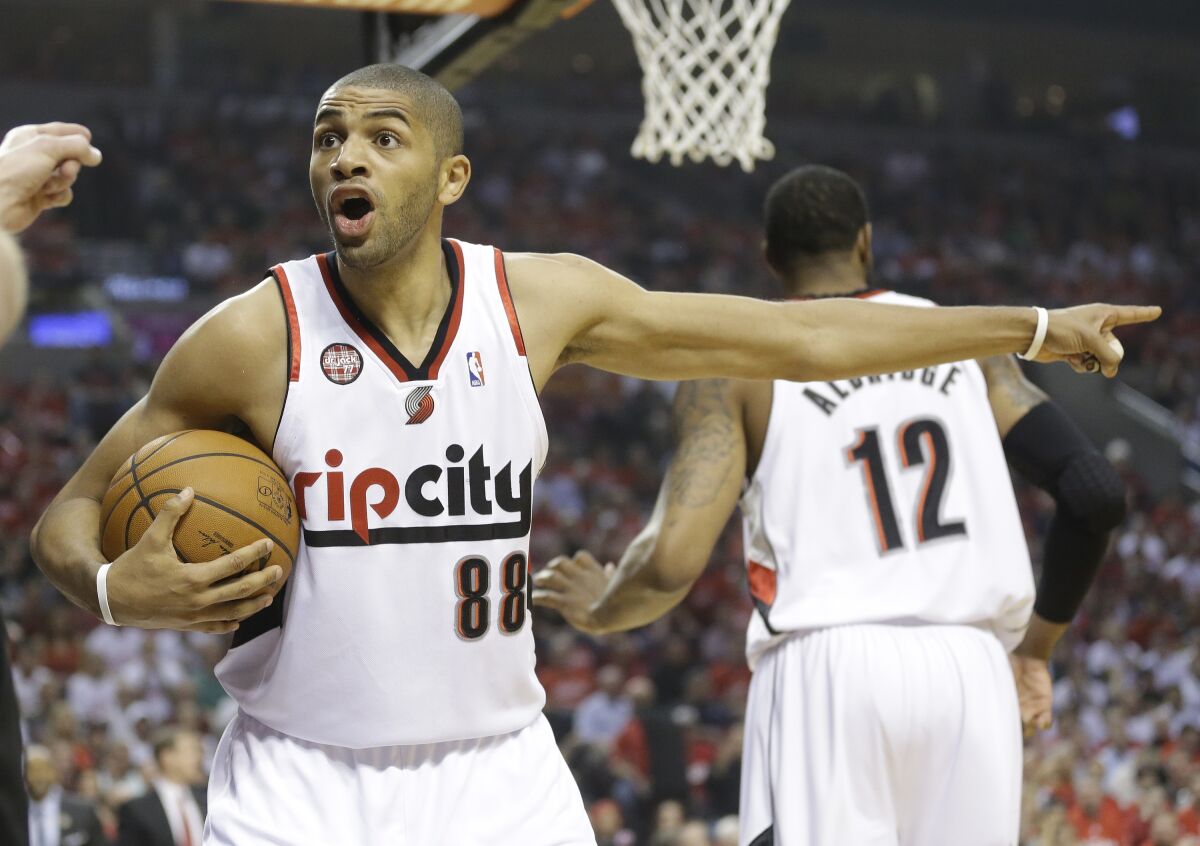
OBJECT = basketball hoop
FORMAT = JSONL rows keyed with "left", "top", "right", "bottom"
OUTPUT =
{"left": 612, "top": 0, "right": 793, "bottom": 171}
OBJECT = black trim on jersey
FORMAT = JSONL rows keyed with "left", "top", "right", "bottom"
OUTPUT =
{"left": 752, "top": 598, "right": 780, "bottom": 636}
{"left": 231, "top": 582, "right": 286, "bottom": 647}
{"left": 303, "top": 513, "right": 531, "bottom": 547}
{"left": 270, "top": 269, "right": 292, "bottom": 453}
{"left": 322, "top": 240, "right": 460, "bottom": 381}
{"left": 748, "top": 826, "right": 774, "bottom": 846}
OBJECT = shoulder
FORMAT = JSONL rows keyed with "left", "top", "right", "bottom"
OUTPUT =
{"left": 503, "top": 252, "right": 640, "bottom": 302}
{"left": 145, "top": 278, "right": 286, "bottom": 431}
{"left": 158, "top": 278, "right": 284, "bottom": 381}
{"left": 181, "top": 278, "right": 285, "bottom": 352}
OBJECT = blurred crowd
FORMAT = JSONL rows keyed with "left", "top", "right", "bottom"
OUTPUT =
{"left": 1, "top": 91, "right": 1198, "bottom": 845}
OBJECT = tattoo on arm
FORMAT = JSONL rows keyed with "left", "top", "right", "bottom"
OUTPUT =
{"left": 666, "top": 380, "right": 739, "bottom": 508}
{"left": 979, "top": 354, "right": 1050, "bottom": 436}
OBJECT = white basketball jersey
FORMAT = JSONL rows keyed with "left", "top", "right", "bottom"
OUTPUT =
{"left": 741, "top": 290, "right": 1035, "bottom": 670}
{"left": 216, "top": 239, "right": 548, "bottom": 747}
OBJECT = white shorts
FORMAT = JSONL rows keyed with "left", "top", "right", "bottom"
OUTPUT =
{"left": 204, "top": 711, "right": 596, "bottom": 846}
{"left": 740, "top": 624, "right": 1021, "bottom": 846}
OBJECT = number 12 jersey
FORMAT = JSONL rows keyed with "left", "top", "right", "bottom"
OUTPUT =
{"left": 741, "top": 290, "right": 1035, "bottom": 670}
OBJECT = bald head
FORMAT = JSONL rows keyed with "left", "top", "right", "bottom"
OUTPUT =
{"left": 25, "top": 744, "right": 58, "bottom": 800}
{"left": 326, "top": 64, "right": 463, "bottom": 159}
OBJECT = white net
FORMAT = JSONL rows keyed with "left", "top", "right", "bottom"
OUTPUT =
{"left": 612, "top": 0, "right": 793, "bottom": 172}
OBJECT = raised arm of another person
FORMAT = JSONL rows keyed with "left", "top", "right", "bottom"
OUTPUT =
{"left": 0, "top": 122, "right": 103, "bottom": 342}
{"left": 534, "top": 380, "right": 748, "bottom": 634}
{"left": 980, "top": 354, "right": 1128, "bottom": 733}
{"left": 31, "top": 283, "right": 288, "bottom": 632}
{"left": 504, "top": 253, "right": 1161, "bottom": 392}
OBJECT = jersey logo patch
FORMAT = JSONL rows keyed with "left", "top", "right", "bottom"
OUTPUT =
{"left": 406, "top": 386, "right": 435, "bottom": 424}
{"left": 467, "top": 351, "right": 485, "bottom": 387}
{"left": 321, "top": 343, "right": 363, "bottom": 385}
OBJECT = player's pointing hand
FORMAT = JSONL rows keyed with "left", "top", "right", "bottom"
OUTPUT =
{"left": 532, "top": 550, "right": 615, "bottom": 636}
{"left": 1038, "top": 304, "right": 1162, "bottom": 377}
{"left": 0, "top": 122, "right": 103, "bottom": 233}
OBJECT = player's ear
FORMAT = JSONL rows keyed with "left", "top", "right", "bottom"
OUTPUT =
{"left": 855, "top": 223, "right": 873, "bottom": 269}
{"left": 438, "top": 154, "right": 471, "bottom": 206}
{"left": 761, "top": 239, "right": 781, "bottom": 281}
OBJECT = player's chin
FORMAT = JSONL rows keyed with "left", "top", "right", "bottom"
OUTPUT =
{"left": 334, "top": 236, "right": 390, "bottom": 270}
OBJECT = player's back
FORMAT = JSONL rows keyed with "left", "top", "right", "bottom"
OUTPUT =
{"left": 741, "top": 290, "right": 1034, "bottom": 669}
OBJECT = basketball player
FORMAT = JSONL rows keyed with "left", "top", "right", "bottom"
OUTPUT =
{"left": 30, "top": 67, "right": 1156, "bottom": 845}
{"left": 533, "top": 165, "right": 1131, "bottom": 846}
{"left": 0, "top": 121, "right": 103, "bottom": 846}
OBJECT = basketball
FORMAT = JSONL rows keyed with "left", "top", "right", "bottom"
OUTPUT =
{"left": 99, "top": 430, "right": 299, "bottom": 581}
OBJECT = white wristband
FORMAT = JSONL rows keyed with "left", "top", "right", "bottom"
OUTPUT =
{"left": 96, "top": 563, "right": 119, "bottom": 626}
{"left": 1018, "top": 306, "right": 1049, "bottom": 361}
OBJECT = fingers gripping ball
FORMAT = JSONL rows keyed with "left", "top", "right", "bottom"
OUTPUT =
{"left": 99, "top": 431, "right": 299, "bottom": 582}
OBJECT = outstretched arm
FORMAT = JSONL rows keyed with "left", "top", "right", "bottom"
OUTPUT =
{"left": 533, "top": 380, "right": 747, "bottom": 634}
{"left": 506, "top": 253, "right": 1160, "bottom": 391}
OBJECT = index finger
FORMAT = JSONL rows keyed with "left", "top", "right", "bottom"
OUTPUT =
{"left": 1105, "top": 304, "right": 1161, "bottom": 328}
{"left": 33, "top": 134, "right": 103, "bottom": 168}
{"left": 31, "top": 122, "right": 94, "bottom": 142}
{"left": 192, "top": 539, "right": 274, "bottom": 585}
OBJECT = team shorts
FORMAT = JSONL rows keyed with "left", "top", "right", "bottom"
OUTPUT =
{"left": 205, "top": 711, "right": 595, "bottom": 846}
{"left": 740, "top": 624, "right": 1021, "bottom": 846}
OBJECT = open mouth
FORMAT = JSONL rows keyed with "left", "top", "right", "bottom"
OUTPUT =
{"left": 330, "top": 188, "right": 377, "bottom": 240}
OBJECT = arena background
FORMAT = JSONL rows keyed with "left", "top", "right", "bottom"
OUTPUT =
{"left": 1, "top": 1, "right": 1198, "bottom": 844}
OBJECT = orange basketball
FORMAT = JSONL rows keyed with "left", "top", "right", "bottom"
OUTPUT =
{"left": 99, "top": 430, "right": 299, "bottom": 582}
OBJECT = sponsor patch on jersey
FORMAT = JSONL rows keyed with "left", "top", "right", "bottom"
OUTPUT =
{"left": 467, "top": 351, "right": 485, "bottom": 387}
{"left": 405, "top": 385, "right": 435, "bottom": 425}
{"left": 321, "top": 343, "right": 363, "bottom": 385}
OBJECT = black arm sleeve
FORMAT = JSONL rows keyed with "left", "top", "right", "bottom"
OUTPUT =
{"left": 1002, "top": 401, "right": 1127, "bottom": 624}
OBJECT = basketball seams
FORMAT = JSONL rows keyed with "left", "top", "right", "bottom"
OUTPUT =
{"left": 123, "top": 504, "right": 153, "bottom": 558}
{"left": 100, "top": 431, "right": 299, "bottom": 573}
{"left": 105, "top": 450, "right": 288, "bottom": 513}
{"left": 104, "top": 430, "right": 196, "bottom": 503}
{"left": 145, "top": 489, "right": 297, "bottom": 565}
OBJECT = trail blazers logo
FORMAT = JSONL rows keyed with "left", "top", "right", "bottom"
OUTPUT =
{"left": 406, "top": 386, "right": 435, "bottom": 424}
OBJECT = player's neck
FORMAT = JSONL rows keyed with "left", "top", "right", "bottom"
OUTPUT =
{"left": 336, "top": 231, "right": 452, "bottom": 352}
{"left": 784, "top": 261, "right": 869, "bottom": 299}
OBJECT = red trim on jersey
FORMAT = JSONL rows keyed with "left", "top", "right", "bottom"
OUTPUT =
{"left": 493, "top": 248, "right": 527, "bottom": 356}
{"left": 854, "top": 288, "right": 888, "bottom": 299}
{"left": 426, "top": 240, "right": 466, "bottom": 380}
{"left": 274, "top": 265, "right": 302, "bottom": 382}
{"left": 316, "top": 252, "right": 411, "bottom": 383}
{"left": 747, "top": 560, "right": 778, "bottom": 606}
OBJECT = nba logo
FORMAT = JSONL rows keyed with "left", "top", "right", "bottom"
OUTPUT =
{"left": 467, "top": 351, "right": 485, "bottom": 387}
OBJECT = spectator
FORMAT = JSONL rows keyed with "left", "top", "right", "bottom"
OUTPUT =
{"left": 712, "top": 815, "right": 739, "bottom": 846}
{"left": 676, "top": 820, "right": 712, "bottom": 846}
{"left": 116, "top": 728, "right": 205, "bottom": 846}
{"left": 575, "top": 665, "right": 634, "bottom": 746}
{"left": 648, "top": 799, "right": 685, "bottom": 846}
{"left": 24, "top": 744, "right": 106, "bottom": 846}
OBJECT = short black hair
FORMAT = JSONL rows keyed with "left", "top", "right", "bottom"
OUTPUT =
{"left": 151, "top": 726, "right": 186, "bottom": 765}
{"left": 326, "top": 64, "right": 464, "bottom": 159}
{"left": 763, "top": 165, "right": 869, "bottom": 275}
